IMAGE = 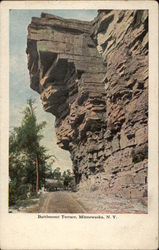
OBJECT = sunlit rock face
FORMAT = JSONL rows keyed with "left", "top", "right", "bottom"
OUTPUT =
{"left": 27, "top": 10, "right": 148, "bottom": 199}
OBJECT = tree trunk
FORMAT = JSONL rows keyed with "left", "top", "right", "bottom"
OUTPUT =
{"left": 35, "top": 155, "right": 39, "bottom": 193}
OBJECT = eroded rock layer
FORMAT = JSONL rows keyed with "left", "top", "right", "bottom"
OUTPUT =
{"left": 27, "top": 10, "right": 148, "bottom": 199}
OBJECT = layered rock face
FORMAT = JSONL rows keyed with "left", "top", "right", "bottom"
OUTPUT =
{"left": 27, "top": 10, "right": 148, "bottom": 199}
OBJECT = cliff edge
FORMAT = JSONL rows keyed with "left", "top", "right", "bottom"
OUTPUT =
{"left": 26, "top": 10, "right": 148, "bottom": 199}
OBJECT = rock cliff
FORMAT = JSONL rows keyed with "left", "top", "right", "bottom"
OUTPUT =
{"left": 26, "top": 10, "right": 148, "bottom": 199}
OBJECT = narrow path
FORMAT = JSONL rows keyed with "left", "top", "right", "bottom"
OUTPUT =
{"left": 39, "top": 192, "right": 87, "bottom": 213}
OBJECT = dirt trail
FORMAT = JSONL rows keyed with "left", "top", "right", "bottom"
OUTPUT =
{"left": 39, "top": 192, "right": 87, "bottom": 213}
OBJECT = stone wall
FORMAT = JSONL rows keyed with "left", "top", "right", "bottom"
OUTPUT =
{"left": 26, "top": 10, "right": 148, "bottom": 199}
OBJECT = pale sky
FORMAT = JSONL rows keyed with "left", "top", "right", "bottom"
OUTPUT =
{"left": 9, "top": 9, "right": 97, "bottom": 172}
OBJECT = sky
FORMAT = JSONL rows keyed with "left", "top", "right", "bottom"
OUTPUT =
{"left": 9, "top": 9, "right": 97, "bottom": 172}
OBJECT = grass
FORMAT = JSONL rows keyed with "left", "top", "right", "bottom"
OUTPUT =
{"left": 9, "top": 197, "right": 40, "bottom": 213}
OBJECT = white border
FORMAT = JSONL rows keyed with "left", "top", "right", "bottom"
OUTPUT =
{"left": 0, "top": 1, "right": 158, "bottom": 249}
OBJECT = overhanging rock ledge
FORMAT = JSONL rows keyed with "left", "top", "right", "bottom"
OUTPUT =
{"left": 26, "top": 10, "right": 148, "bottom": 199}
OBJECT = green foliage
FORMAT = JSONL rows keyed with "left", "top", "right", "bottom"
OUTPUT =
{"left": 9, "top": 179, "right": 18, "bottom": 205}
{"left": 44, "top": 168, "right": 76, "bottom": 192}
{"left": 62, "top": 169, "right": 76, "bottom": 191}
{"left": 45, "top": 180, "right": 64, "bottom": 191}
{"left": 14, "top": 99, "right": 46, "bottom": 154}
{"left": 132, "top": 145, "right": 148, "bottom": 164}
{"left": 9, "top": 99, "right": 51, "bottom": 206}
{"left": 52, "top": 167, "right": 61, "bottom": 181}
{"left": 9, "top": 99, "right": 76, "bottom": 206}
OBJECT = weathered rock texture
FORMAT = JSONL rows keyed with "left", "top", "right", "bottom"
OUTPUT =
{"left": 26, "top": 10, "right": 148, "bottom": 199}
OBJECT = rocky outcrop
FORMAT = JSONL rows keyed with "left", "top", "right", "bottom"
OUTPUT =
{"left": 26, "top": 10, "right": 148, "bottom": 199}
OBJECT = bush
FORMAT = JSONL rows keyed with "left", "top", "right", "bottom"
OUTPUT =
{"left": 9, "top": 180, "right": 18, "bottom": 206}
{"left": 9, "top": 182, "right": 30, "bottom": 206}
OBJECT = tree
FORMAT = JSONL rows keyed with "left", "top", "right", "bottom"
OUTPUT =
{"left": 53, "top": 167, "right": 61, "bottom": 181}
{"left": 16, "top": 99, "right": 46, "bottom": 192}
{"left": 62, "top": 169, "right": 75, "bottom": 190}
{"left": 9, "top": 99, "right": 48, "bottom": 198}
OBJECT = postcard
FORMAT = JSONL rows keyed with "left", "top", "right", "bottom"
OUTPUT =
{"left": 0, "top": 1, "right": 158, "bottom": 249}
